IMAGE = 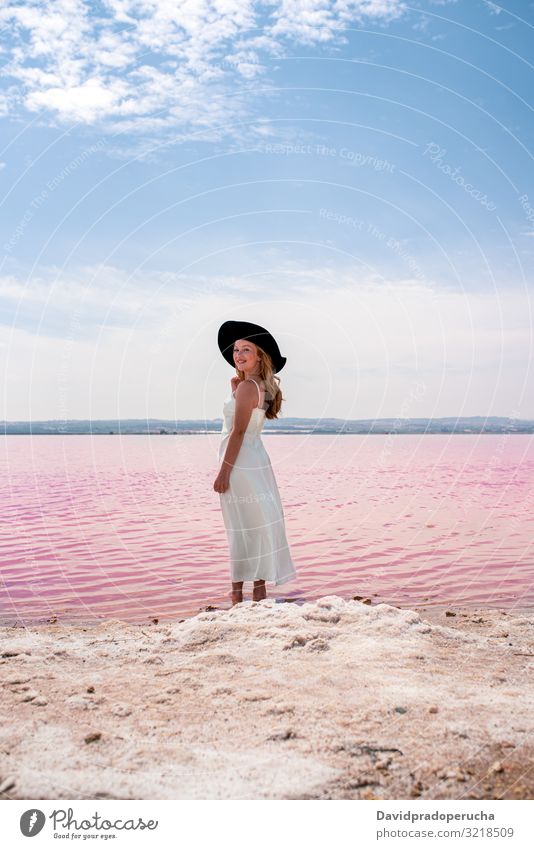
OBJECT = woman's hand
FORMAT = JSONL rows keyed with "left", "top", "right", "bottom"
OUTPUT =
{"left": 231, "top": 375, "right": 243, "bottom": 394}
{"left": 213, "top": 466, "right": 231, "bottom": 494}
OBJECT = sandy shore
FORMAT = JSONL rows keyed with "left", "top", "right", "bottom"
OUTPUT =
{"left": 1, "top": 595, "right": 534, "bottom": 800}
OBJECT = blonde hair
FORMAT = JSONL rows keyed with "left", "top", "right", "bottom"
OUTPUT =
{"left": 235, "top": 345, "right": 284, "bottom": 420}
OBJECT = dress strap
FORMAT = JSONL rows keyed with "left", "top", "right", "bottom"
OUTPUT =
{"left": 245, "top": 377, "right": 262, "bottom": 408}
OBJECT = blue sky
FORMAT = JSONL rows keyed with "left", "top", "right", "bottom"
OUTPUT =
{"left": 1, "top": 0, "right": 533, "bottom": 421}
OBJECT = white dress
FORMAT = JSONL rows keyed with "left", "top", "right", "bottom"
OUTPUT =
{"left": 218, "top": 378, "right": 297, "bottom": 585}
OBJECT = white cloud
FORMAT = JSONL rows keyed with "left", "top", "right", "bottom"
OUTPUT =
{"left": 1, "top": 262, "right": 532, "bottom": 419}
{"left": 26, "top": 77, "right": 127, "bottom": 122}
{"left": 0, "top": 0, "right": 407, "bottom": 143}
{"left": 0, "top": 263, "right": 277, "bottom": 334}
{"left": 483, "top": 0, "right": 503, "bottom": 14}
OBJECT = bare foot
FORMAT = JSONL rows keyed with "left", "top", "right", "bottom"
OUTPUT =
{"left": 253, "top": 580, "right": 267, "bottom": 602}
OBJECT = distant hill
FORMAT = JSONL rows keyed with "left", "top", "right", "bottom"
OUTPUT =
{"left": 2, "top": 416, "right": 532, "bottom": 434}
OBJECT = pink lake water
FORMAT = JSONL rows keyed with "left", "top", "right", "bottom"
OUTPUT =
{"left": 1, "top": 434, "right": 533, "bottom": 625}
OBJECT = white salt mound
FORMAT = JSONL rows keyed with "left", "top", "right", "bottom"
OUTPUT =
{"left": 1, "top": 596, "right": 533, "bottom": 800}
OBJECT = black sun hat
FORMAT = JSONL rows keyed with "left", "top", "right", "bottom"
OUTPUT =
{"left": 218, "top": 320, "right": 287, "bottom": 374}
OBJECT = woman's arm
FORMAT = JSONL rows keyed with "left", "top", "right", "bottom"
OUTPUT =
{"left": 222, "top": 380, "right": 258, "bottom": 466}
{"left": 213, "top": 381, "right": 258, "bottom": 493}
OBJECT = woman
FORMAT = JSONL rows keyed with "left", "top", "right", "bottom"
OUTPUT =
{"left": 213, "top": 320, "right": 297, "bottom": 605}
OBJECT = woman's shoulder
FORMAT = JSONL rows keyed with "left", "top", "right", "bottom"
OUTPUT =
{"left": 235, "top": 378, "right": 263, "bottom": 394}
{"left": 236, "top": 377, "right": 266, "bottom": 390}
